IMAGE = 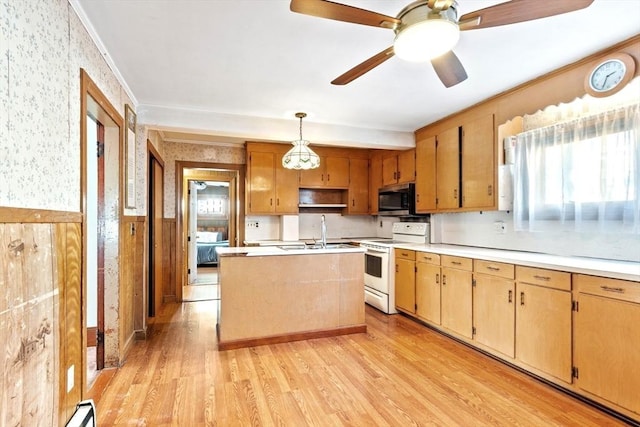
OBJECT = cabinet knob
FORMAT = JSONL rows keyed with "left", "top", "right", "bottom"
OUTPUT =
{"left": 508, "top": 290, "right": 513, "bottom": 303}
{"left": 453, "top": 189, "right": 457, "bottom": 199}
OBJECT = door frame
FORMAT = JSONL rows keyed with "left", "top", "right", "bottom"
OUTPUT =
{"left": 175, "top": 161, "right": 245, "bottom": 302}
{"left": 146, "top": 140, "right": 164, "bottom": 321}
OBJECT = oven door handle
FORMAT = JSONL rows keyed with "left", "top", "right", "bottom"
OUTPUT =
{"left": 365, "top": 248, "right": 388, "bottom": 255}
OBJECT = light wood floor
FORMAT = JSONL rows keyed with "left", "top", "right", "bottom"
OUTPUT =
{"left": 96, "top": 302, "right": 627, "bottom": 426}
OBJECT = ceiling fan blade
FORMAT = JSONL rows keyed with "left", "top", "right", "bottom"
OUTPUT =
{"left": 290, "top": 0, "right": 400, "bottom": 29}
{"left": 332, "top": 47, "right": 395, "bottom": 85}
{"left": 431, "top": 51, "right": 468, "bottom": 88}
{"left": 459, "top": 0, "right": 594, "bottom": 31}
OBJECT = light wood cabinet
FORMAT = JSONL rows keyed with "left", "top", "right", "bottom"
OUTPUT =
{"left": 369, "top": 151, "right": 383, "bottom": 214}
{"left": 415, "top": 136, "right": 437, "bottom": 212}
{"left": 246, "top": 149, "right": 299, "bottom": 214}
{"left": 441, "top": 255, "right": 473, "bottom": 338}
{"left": 473, "top": 260, "right": 515, "bottom": 358}
{"left": 435, "top": 126, "right": 460, "bottom": 210}
{"left": 573, "top": 274, "right": 640, "bottom": 416}
{"left": 461, "top": 114, "right": 495, "bottom": 209}
{"left": 415, "top": 251, "right": 441, "bottom": 324}
{"left": 299, "top": 156, "right": 350, "bottom": 188}
{"left": 515, "top": 266, "right": 572, "bottom": 383}
{"left": 382, "top": 150, "right": 415, "bottom": 186}
{"left": 346, "top": 158, "right": 369, "bottom": 214}
{"left": 395, "top": 249, "right": 416, "bottom": 314}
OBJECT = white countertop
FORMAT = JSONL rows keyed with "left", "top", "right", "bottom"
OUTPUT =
{"left": 392, "top": 243, "right": 640, "bottom": 282}
{"left": 218, "top": 245, "right": 365, "bottom": 257}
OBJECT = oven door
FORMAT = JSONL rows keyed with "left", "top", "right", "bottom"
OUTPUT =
{"left": 364, "top": 248, "right": 389, "bottom": 294}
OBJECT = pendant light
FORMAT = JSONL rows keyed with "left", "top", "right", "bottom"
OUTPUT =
{"left": 282, "top": 112, "right": 320, "bottom": 170}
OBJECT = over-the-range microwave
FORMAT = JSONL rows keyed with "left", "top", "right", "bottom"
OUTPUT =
{"left": 378, "top": 183, "right": 422, "bottom": 216}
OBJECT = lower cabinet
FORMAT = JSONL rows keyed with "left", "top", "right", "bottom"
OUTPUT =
{"left": 573, "top": 274, "right": 640, "bottom": 416}
{"left": 394, "top": 249, "right": 416, "bottom": 314}
{"left": 416, "top": 252, "right": 441, "bottom": 324}
{"left": 441, "top": 255, "right": 473, "bottom": 339}
{"left": 472, "top": 260, "right": 515, "bottom": 358}
{"left": 515, "top": 266, "right": 572, "bottom": 383}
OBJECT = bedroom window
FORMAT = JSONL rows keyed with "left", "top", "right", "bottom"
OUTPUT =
{"left": 514, "top": 103, "right": 639, "bottom": 234}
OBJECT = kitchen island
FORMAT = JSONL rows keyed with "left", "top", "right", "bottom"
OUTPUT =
{"left": 216, "top": 245, "right": 366, "bottom": 350}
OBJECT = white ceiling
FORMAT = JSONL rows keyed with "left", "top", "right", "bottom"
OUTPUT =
{"left": 72, "top": 0, "right": 640, "bottom": 149}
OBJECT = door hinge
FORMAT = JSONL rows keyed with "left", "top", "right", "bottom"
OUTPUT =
{"left": 472, "top": 326, "right": 476, "bottom": 336}
{"left": 96, "top": 141, "right": 104, "bottom": 158}
{"left": 130, "top": 223, "right": 136, "bottom": 236}
{"left": 188, "top": 235, "right": 191, "bottom": 242}
{"left": 415, "top": 303, "right": 418, "bottom": 311}
{"left": 572, "top": 366, "right": 579, "bottom": 379}
{"left": 572, "top": 300, "right": 579, "bottom": 312}
{"left": 96, "top": 330, "right": 104, "bottom": 345}
{"left": 188, "top": 268, "right": 191, "bottom": 274}
{"left": 415, "top": 265, "right": 418, "bottom": 273}
{"left": 472, "top": 278, "right": 476, "bottom": 287}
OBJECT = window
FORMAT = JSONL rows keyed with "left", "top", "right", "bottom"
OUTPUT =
{"left": 514, "top": 103, "right": 639, "bottom": 234}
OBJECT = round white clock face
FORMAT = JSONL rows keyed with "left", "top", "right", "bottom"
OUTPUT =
{"left": 589, "top": 59, "right": 627, "bottom": 92}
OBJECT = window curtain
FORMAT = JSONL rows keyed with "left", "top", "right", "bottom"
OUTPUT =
{"left": 514, "top": 102, "right": 640, "bottom": 235}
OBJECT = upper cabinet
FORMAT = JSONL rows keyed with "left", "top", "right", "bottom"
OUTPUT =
{"left": 299, "top": 155, "right": 350, "bottom": 188}
{"left": 369, "top": 151, "right": 383, "bottom": 214}
{"left": 415, "top": 113, "right": 495, "bottom": 213}
{"left": 347, "top": 158, "right": 369, "bottom": 214}
{"left": 382, "top": 149, "right": 415, "bottom": 186}
{"left": 246, "top": 144, "right": 299, "bottom": 215}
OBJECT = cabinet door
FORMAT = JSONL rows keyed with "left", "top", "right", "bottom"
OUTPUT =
{"left": 369, "top": 152, "right": 382, "bottom": 214}
{"left": 298, "top": 157, "right": 326, "bottom": 187}
{"left": 347, "top": 158, "right": 369, "bottom": 214}
{"left": 575, "top": 293, "right": 640, "bottom": 414}
{"left": 516, "top": 283, "right": 572, "bottom": 383}
{"left": 473, "top": 274, "right": 515, "bottom": 358}
{"left": 274, "top": 161, "right": 299, "bottom": 213}
{"left": 382, "top": 155, "right": 398, "bottom": 187}
{"left": 462, "top": 114, "right": 495, "bottom": 209}
{"left": 326, "top": 156, "right": 350, "bottom": 188}
{"left": 395, "top": 258, "right": 416, "bottom": 313}
{"left": 441, "top": 267, "right": 472, "bottom": 338}
{"left": 397, "top": 149, "right": 415, "bottom": 184}
{"left": 416, "top": 262, "right": 441, "bottom": 324}
{"left": 248, "top": 151, "right": 275, "bottom": 213}
{"left": 436, "top": 126, "right": 460, "bottom": 210}
{"left": 415, "top": 136, "right": 437, "bottom": 212}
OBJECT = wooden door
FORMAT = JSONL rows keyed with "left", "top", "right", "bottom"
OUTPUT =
{"left": 325, "top": 156, "right": 350, "bottom": 188}
{"left": 382, "top": 155, "right": 398, "bottom": 186}
{"left": 298, "top": 156, "right": 325, "bottom": 187}
{"left": 395, "top": 257, "right": 416, "bottom": 313}
{"left": 575, "top": 292, "right": 640, "bottom": 414}
{"left": 150, "top": 158, "right": 164, "bottom": 317}
{"left": 248, "top": 151, "right": 275, "bottom": 213}
{"left": 396, "top": 149, "right": 415, "bottom": 184}
{"left": 415, "top": 136, "right": 437, "bottom": 212}
{"left": 347, "top": 158, "right": 369, "bottom": 214}
{"left": 473, "top": 274, "right": 515, "bottom": 357}
{"left": 516, "top": 282, "right": 572, "bottom": 382}
{"left": 275, "top": 161, "right": 299, "bottom": 213}
{"left": 441, "top": 267, "right": 472, "bottom": 338}
{"left": 436, "top": 126, "right": 460, "bottom": 210}
{"left": 462, "top": 114, "right": 495, "bottom": 208}
{"left": 187, "top": 180, "right": 198, "bottom": 284}
{"left": 416, "top": 262, "right": 441, "bottom": 324}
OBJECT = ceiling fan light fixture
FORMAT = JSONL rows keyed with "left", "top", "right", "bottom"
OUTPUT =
{"left": 394, "top": 18, "right": 460, "bottom": 62}
{"left": 282, "top": 112, "right": 320, "bottom": 170}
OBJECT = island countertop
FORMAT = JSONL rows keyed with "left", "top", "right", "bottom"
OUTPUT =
{"left": 217, "top": 245, "right": 365, "bottom": 257}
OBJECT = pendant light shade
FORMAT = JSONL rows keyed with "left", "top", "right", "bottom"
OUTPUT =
{"left": 282, "top": 112, "right": 320, "bottom": 170}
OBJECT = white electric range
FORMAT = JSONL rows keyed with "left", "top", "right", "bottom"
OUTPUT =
{"left": 360, "top": 222, "right": 430, "bottom": 314}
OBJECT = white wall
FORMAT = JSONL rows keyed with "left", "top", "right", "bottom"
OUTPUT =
{"left": 433, "top": 210, "right": 640, "bottom": 262}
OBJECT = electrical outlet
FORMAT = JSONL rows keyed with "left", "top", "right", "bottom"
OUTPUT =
{"left": 247, "top": 221, "right": 259, "bottom": 228}
{"left": 493, "top": 221, "right": 506, "bottom": 234}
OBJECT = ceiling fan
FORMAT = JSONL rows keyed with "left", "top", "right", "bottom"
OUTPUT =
{"left": 290, "top": 0, "right": 594, "bottom": 87}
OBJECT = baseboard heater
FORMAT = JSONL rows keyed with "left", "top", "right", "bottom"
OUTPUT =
{"left": 65, "top": 399, "right": 96, "bottom": 427}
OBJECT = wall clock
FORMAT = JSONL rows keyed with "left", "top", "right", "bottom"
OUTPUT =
{"left": 584, "top": 52, "right": 636, "bottom": 98}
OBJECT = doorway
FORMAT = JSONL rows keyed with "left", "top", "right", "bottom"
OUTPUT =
{"left": 175, "top": 162, "right": 245, "bottom": 303}
{"left": 148, "top": 146, "right": 164, "bottom": 318}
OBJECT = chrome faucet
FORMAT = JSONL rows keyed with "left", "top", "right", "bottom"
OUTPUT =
{"left": 320, "top": 215, "right": 327, "bottom": 248}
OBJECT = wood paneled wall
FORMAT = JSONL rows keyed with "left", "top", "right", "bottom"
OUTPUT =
{"left": 163, "top": 218, "right": 177, "bottom": 302}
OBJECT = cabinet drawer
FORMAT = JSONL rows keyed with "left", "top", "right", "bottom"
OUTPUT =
{"left": 416, "top": 251, "right": 440, "bottom": 265}
{"left": 474, "top": 259, "right": 514, "bottom": 279}
{"left": 516, "top": 266, "right": 571, "bottom": 291}
{"left": 441, "top": 255, "right": 472, "bottom": 271}
{"left": 395, "top": 249, "right": 415, "bottom": 261}
{"left": 574, "top": 274, "right": 640, "bottom": 303}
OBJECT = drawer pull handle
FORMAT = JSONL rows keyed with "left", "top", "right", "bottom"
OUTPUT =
{"left": 533, "top": 275, "right": 550, "bottom": 281}
{"left": 451, "top": 261, "right": 462, "bottom": 265}
{"left": 600, "top": 286, "right": 625, "bottom": 294}
{"left": 442, "top": 274, "right": 447, "bottom": 285}
{"left": 395, "top": 264, "right": 398, "bottom": 273}
{"left": 508, "top": 290, "right": 513, "bottom": 303}
{"left": 423, "top": 256, "right": 431, "bottom": 261}
{"left": 487, "top": 266, "right": 500, "bottom": 271}
{"left": 520, "top": 292, "right": 525, "bottom": 306}
{"left": 401, "top": 252, "right": 408, "bottom": 257}
{"left": 436, "top": 273, "right": 440, "bottom": 284}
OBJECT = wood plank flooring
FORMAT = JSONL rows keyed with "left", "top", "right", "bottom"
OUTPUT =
{"left": 96, "top": 302, "right": 629, "bottom": 426}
